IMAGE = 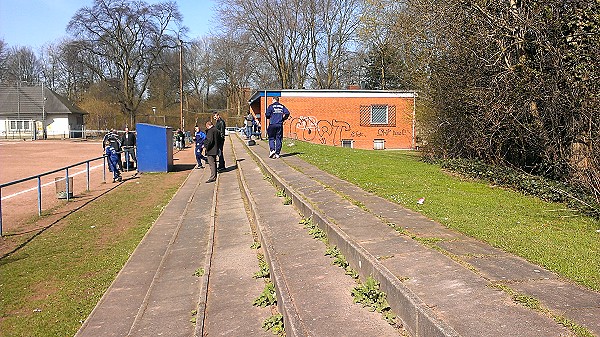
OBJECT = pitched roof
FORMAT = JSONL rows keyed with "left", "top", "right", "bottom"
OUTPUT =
{"left": 0, "top": 84, "right": 87, "bottom": 116}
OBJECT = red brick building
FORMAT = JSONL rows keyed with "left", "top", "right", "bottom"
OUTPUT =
{"left": 248, "top": 89, "right": 417, "bottom": 150}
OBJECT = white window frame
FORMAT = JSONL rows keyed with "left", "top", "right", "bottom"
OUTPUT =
{"left": 9, "top": 120, "right": 32, "bottom": 131}
{"left": 370, "top": 105, "right": 389, "bottom": 125}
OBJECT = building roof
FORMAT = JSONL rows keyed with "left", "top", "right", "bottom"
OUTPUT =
{"left": 248, "top": 89, "right": 417, "bottom": 105}
{"left": 0, "top": 84, "right": 87, "bottom": 117}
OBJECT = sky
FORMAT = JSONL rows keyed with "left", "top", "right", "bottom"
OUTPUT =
{"left": 0, "top": 0, "right": 217, "bottom": 51}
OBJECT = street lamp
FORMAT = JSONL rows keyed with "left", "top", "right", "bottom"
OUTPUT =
{"left": 178, "top": 39, "right": 184, "bottom": 130}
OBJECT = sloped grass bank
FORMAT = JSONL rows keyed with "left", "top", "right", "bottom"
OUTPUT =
{"left": 284, "top": 140, "right": 600, "bottom": 291}
{"left": 0, "top": 172, "right": 187, "bottom": 337}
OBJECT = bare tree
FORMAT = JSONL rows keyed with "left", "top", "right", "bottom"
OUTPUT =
{"left": 146, "top": 47, "right": 181, "bottom": 114}
{"left": 217, "top": 0, "right": 313, "bottom": 89}
{"left": 0, "top": 39, "right": 8, "bottom": 82}
{"left": 40, "top": 40, "right": 98, "bottom": 101}
{"left": 308, "top": 0, "right": 362, "bottom": 88}
{"left": 3, "top": 46, "right": 43, "bottom": 84}
{"left": 358, "top": 0, "right": 413, "bottom": 90}
{"left": 67, "top": 0, "right": 184, "bottom": 125}
{"left": 212, "top": 31, "right": 262, "bottom": 116}
{"left": 186, "top": 37, "right": 218, "bottom": 112}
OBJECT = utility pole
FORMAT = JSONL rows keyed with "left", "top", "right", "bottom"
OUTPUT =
{"left": 179, "top": 39, "right": 184, "bottom": 130}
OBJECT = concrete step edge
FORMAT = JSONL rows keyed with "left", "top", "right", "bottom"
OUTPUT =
{"left": 238, "top": 139, "right": 460, "bottom": 337}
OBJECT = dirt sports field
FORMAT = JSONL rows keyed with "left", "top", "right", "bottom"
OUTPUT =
{"left": 0, "top": 139, "right": 195, "bottom": 254}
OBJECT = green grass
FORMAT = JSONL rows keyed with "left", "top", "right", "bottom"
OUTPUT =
{"left": 0, "top": 173, "right": 185, "bottom": 337}
{"left": 284, "top": 140, "right": 600, "bottom": 291}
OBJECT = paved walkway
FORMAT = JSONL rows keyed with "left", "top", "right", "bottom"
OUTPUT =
{"left": 76, "top": 134, "right": 600, "bottom": 337}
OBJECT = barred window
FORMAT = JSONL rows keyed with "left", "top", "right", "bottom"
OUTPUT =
{"left": 360, "top": 105, "right": 396, "bottom": 127}
{"left": 342, "top": 139, "right": 353, "bottom": 148}
{"left": 370, "top": 105, "right": 388, "bottom": 124}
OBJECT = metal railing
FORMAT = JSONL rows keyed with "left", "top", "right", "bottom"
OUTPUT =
{"left": 0, "top": 155, "right": 108, "bottom": 236}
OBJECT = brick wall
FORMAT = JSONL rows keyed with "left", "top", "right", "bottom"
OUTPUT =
{"left": 252, "top": 91, "right": 415, "bottom": 150}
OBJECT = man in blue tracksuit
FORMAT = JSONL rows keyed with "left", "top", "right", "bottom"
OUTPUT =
{"left": 265, "top": 96, "right": 290, "bottom": 159}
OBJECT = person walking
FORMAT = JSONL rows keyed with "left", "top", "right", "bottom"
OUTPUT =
{"left": 204, "top": 120, "right": 219, "bottom": 183}
{"left": 213, "top": 112, "right": 226, "bottom": 171}
{"left": 104, "top": 139, "right": 122, "bottom": 183}
{"left": 176, "top": 128, "right": 185, "bottom": 150}
{"left": 244, "top": 112, "right": 255, "bottom": 139}
{"left": 265, "top": 96, "right": 290, "bottom": 159}
{"left": 121, "top": 126, "right": 136, "bottom": 171}
{"left": 102, "top": 129, "right": 122, "bottom": 170}
{"left": 193, "top": 125, "right": 207, "bottom": 169}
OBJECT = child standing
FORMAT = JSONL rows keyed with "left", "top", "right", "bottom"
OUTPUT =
{"left": 194, "top": 125, "right": 207, "bottom": 169}
{"left": 105, "top": 140, "right": 122, "bottom": 182}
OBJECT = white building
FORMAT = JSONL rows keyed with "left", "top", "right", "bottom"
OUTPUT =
{"left": 0, "top": 84, "right": 87, "bottom": 139}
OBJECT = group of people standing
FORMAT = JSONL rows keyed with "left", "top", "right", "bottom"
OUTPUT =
{"left": 103, "top": 96, "right": 289, "bottom": 185}
{"left": 194, "top": 112, "right": 226, "bottom": 183}
{"left": 244, "top": 111, "right": 260, "bottom": 140}
{"left": 103, "top": 127, "right": 137, "bottom": 183}
{"left": 194, "top": 96, "right": 289, "bottom": 183}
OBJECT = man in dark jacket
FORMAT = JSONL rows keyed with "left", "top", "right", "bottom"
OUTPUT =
{"left": 265, "top": 96, "right": 290, "bottom": 159}
{"left": 213, "top": 112, "right": 226, "bottom": 171}
{"left": 121, "top": 126, "right": 136, "bottom": 170}
{"left": 204, "top": 120, "right": 220, "bottom": 183}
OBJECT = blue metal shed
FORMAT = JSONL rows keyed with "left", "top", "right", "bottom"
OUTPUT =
{"left": 136, "top": 123, "right": 173, "bottom": 172}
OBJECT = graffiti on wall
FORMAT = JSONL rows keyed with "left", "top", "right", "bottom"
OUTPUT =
{"left": 287, "top": 116, "right": 351, "bottom": 145}
{"left": 286, "top": 115, "right": 411, "bottom": 146}
{"left": 377, "top": 128, "right": 409, "bottom": 137}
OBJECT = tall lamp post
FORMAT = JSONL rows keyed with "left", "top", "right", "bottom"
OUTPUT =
{"left": 178, "top": 39, "right": 184, "bottom": 130}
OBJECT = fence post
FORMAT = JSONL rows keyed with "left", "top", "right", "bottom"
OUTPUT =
{"left": 65, "top": 168, "right": 70, "bottom": 201}
{"left": 37, "top": 176, "right": 42, "bottom": 216}
{"left": 0, "top": 188, "right": 3, "bottom": 237}
{"left": 86, "top": 162, "right": 90, "bottom": 191}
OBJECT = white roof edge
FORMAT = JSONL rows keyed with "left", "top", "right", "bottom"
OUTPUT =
{"left": 280, "top": 91, "right": 416, "bottom": 98}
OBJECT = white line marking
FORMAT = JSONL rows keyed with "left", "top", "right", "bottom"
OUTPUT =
{"left": 1, "top": 164, "right": 104, "bottom": 201}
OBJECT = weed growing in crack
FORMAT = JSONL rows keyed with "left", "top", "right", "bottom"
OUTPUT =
{"left": 251, "top": 241, "right": 261, "bottom": 249}
{"left": 190, "top": 309, "right": 198, "bottom": 325}
{"left": 414, "top": 237, "right": 444, "bottom": 247}
{"left": 253, "top": 281, "right": 277, "bottom": 307}
{"left": 254, "top": 254, "right": 270, "bottom": 279}
{"left": 300, "top": 217, "right": 327, "bottom": 243}
{"left": 283, "top": 196, "right": 292, "bottom": 205}
{"left": 324, "top": 245, "right": 340, "bottom": 257}
{"left": 352, "top": 276, "right": 396, "bottom": 324}
{"left": 490, "top": 283, "right": 594, "bottom": 336}
{"left": 262, "top": 313, "right": 284, "bottom": 336}
{"left": 193, "top": 268, "right": 205, "bottom": 277}
{"left": 325, "top": 245, "right": 359, "bottom": 279}
{"left": 276, "top": 189, "right": 286, "bottom": 197}
{"left": 386, "top": 221, "right": 407, "bottom": 235}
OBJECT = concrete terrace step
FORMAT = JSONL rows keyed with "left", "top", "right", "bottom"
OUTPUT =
{"left": 77, "top": 136, "right": 404, "bottom": 337}
{"left": 238, "top": 137, "right": 600, "bottom": 337}
{"left": 201, "top": 137, "right": 271, "bottom": 336}
{"left": 76, "top": 167, "right": 213, "bottom": 337}
{"left": 231, "top": 136, "right": 401, "bottom": 337}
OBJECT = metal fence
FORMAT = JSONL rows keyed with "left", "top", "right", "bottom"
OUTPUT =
{"left": 0, "top": 155, "right": 108, "bottom": 236}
